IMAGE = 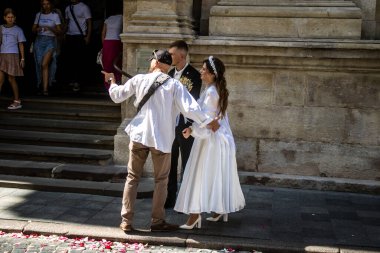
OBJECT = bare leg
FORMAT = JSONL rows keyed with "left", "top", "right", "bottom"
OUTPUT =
{"left": 42, "top": 50, "right": 53, "bottom": 94}
{"left": 8, "top": 75, "right": 20, "bottom": 101}
{"left": 0, "top": 71, "right": 5, "bottom": 92}
{"left": 6, "top": 74, "right": 22, "bottom": 110}
{"left": 186, "top": 213, "right": 200, "bottom": 226}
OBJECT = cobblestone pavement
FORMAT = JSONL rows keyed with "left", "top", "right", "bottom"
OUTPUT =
{"left": 0, "top": 185, "right": 379, "bottom": 252}
{"left": 0, "top": 231, "right": 258, "bottom": 253}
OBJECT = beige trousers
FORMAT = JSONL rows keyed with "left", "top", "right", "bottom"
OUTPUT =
{"left": 121, "top": 141, "right": 171, "bottom": 225}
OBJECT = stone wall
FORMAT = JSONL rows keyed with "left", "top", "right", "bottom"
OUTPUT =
{"left": 116, "top": 37, "right": 380, "bottom": 184}
{"left": 117, "top": 0, "right": 380, "bottom": 191}
{"left": 188, "top": 39, "right": 380, "bottom": 182}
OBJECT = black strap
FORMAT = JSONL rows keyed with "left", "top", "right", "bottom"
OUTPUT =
{"left": 69, "top": 4, "right": 85, "bottom": 36}
{"left": 136, "top": 74, "right": 170, "bottom": 113}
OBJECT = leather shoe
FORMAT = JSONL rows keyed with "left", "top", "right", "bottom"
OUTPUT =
{"left": 120, "top": 222, "right": 133, "bottom": 232}
{"left": 150, "top": 221, "right": 178, "bottom": 232}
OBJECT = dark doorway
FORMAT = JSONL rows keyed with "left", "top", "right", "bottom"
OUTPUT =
{"left": 0, "top": 0, "right": 122, "bottom": 96}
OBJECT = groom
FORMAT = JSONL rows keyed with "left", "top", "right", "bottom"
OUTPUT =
{"left": 165, "top": 40, "right": 202, "bottom": 208}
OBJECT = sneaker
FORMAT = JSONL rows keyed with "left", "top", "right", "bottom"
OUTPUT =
{"left": 150, "top": 221, "right": 178, "bottom": 232}
{"left": 119, "top": 222, "right": 133, "bottom": 232}
{"left": 7, "top": 100, "right": 22, "bottom": 110}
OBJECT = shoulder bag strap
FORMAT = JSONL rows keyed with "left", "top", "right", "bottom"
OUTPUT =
{"left": 69, "top": 4, "right": 84, "bottom": 36}
{"left": 136, "top": 74, "right": 170, "bottom": 114}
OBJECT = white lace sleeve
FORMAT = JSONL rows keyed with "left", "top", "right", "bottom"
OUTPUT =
{"left": 191, "top": 87, "right": 219, "bottom": 139}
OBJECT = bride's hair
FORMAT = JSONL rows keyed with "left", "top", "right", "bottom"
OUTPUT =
{"left": 203, "top": 56, "right": 229, "bottom": 118}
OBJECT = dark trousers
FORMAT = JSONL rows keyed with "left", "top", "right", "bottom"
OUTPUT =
{"left": 166, "top": 123, "right": 194, "bottom": 206}
{"left": 62, "top": 35, "right": 86, "bottom": 84}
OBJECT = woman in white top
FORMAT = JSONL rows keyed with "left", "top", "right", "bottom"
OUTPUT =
{"left": 32, "top": 0, "right": 62, "bottom": 96}
{"left": 174, "top": 56, "right": 246, "bottom": 229}
{"left": 101, "top": 5, "right": 122, "bottom": 89}
{"left": 0, "top": 8, "right": 26, "bottom": 110}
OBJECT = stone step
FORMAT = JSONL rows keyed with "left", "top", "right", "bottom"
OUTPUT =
{"left": 0, "top": 96, "right": 121, "bottom": 122}
{"left": 0, "top": 174, "right": 153, "bottom": 198}
{"left": 0, "top": 106, "right": 121, "bottom": 122}
{"left": 0, "top": 117, "right": 118, "bottom": 135}
{"left": 16, "top": 96, "right": 120, "bottom": 111}
{"left": 0, "top": 159, "right": 126, "bottom": 182}
{"left": 0, "top": 144, "right": 113, "bottom": 165}
{"left": 239, "top": 171, "right": 380, "bottom": 194}
{"left": 0, "top": 129, "right": 114, "bottom": 150}
{"left": 0, "top": 94, "right": 124, "bottom": 184}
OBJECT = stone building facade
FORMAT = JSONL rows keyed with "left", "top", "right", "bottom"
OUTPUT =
{"left": 114, "top": 0, "right": 380, "bottom": 192}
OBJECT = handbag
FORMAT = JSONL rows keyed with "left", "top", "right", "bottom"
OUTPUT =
{"left": 96, "top": 48, "right": 103, "bottom": 68}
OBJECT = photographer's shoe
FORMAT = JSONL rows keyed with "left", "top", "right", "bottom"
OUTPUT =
{"left": 119, "top": 222, "right": 133, "bottom": 232}
{"left": 150, "top": 221, "right": 178, "bottom": 232}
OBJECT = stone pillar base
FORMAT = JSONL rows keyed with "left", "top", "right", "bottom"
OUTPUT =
{"left": 113, "top": 119, "right": 130, "bottom": 166}
{"left": 124, "top": 0, "right": 195, "bottom": 37}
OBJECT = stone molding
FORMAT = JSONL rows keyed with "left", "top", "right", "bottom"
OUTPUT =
{"left": 210, "top": 6, "right": 362, "bottom": 18}
{"left": 209, "top": 0, "right": 362, "bottom": 39}
{"left": 217, "top": 0, "right": 358, "bottom": 6}
{"left": 190, "top": 37, "right": 380, "bottom": 72}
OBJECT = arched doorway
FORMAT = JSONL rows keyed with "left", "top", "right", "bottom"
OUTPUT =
{"left": 0, "top": 0, "right": 122, "bottom": 96}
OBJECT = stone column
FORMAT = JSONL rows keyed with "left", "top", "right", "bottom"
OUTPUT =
{"left": 199, "top": 0, "right": 219, "bottom": 35}
{"left": 378, "top": 0, "right": 380, "bottom": 39}
{"left": 124, "top": 0, "right": 194, "bottom": 37}
{"left": 209, "top": 0, "right": 362, "bottom": 39}
{"left": 352, "top": 0, "right": 380, "bottom": 39}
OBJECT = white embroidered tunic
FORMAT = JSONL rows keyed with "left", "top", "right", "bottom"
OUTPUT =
{"left": 109, "top": 72, "right": 212, "bottom": 153}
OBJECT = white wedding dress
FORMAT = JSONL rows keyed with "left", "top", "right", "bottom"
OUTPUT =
{"left": 174, "top": 85, "right": 246, "bottom": 214}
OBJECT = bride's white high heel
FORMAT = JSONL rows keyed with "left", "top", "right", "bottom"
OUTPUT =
{"left": 180, "top": 215, "right": 202, "bottom": 229}
{"left": 206, "top": 213, "right": 228, "bottom": 222}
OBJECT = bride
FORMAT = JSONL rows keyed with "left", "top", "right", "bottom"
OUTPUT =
{"left": 174, "top": 56, "right": 246, "bottom": 229}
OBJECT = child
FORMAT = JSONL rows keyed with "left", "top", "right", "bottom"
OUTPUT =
{"left": 0, "top": 8, "right": 26, "bottom": 110}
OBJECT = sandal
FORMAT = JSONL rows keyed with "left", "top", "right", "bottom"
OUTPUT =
{"left": 7, "top": 100, "right": 22, "bottom": 110}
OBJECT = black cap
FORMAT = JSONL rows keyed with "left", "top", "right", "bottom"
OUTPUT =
{"left": 149, "top": 49, "right": 172, "bottom": 66}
